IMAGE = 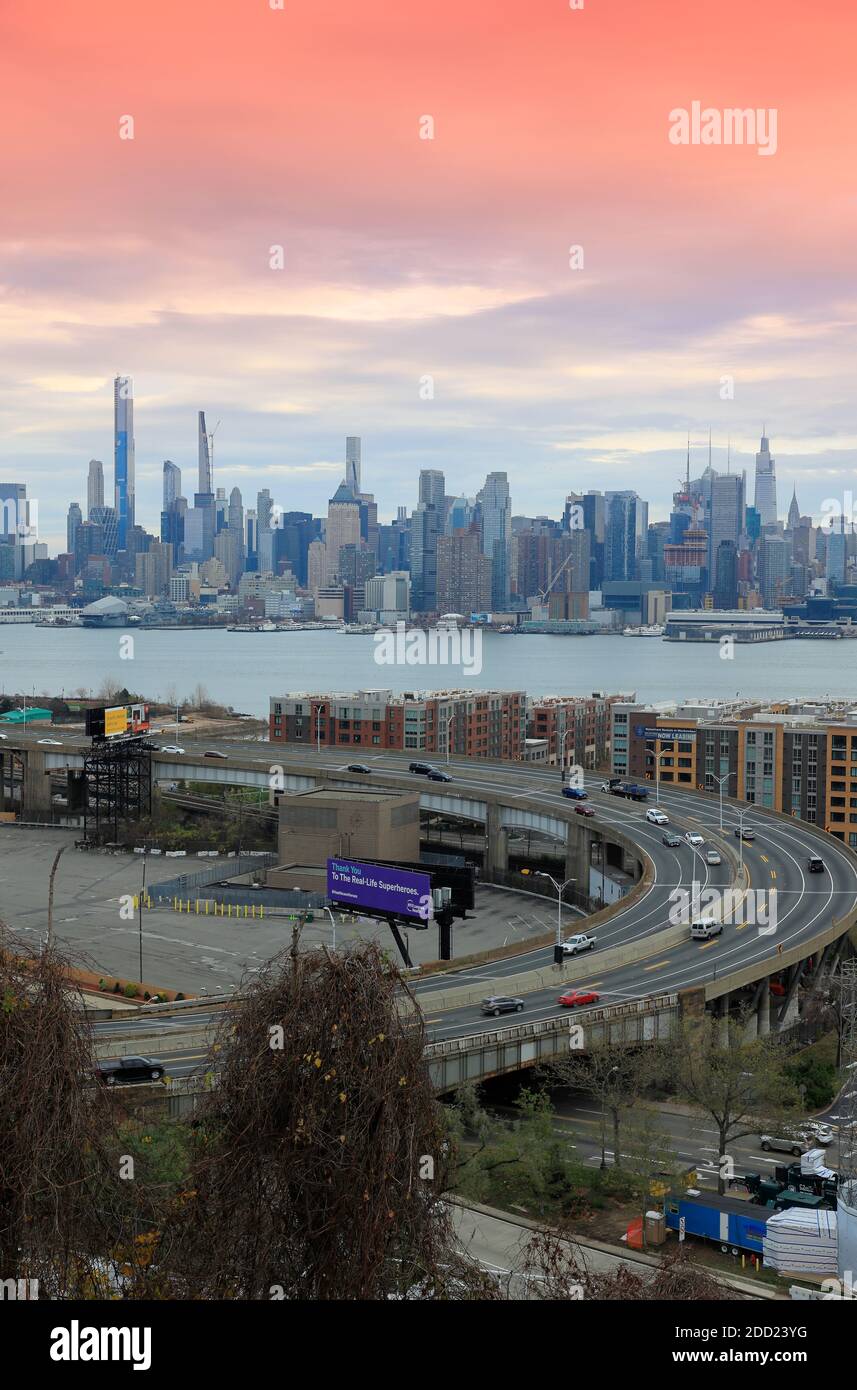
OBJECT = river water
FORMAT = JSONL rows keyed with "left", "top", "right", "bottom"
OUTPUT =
{"left": 1, "top": 626, "right": 856, "bottom": 717}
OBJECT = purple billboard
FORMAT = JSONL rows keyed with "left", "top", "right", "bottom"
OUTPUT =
{"left": 327, "top": 857, "right": 433, "bottom": 925}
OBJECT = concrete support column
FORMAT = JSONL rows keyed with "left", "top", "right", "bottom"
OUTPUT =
{"left": 484, "top": 803, "right": 508, "bottom": 877}
{"left": 565, "top": 827, "right": 593, "bottom": 901}
{"left": 756, "top": 983, "right": 771, "bottom": 1036}
{"left": 22, "top": 750, "right": 52, "bottom": 818}
{"left": 718, "top": 993, "right": 731, "bottom": 1045}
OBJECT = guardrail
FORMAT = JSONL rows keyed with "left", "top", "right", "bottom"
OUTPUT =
{"left": 423, "top": 992, "right": 679, "bottom": 1057}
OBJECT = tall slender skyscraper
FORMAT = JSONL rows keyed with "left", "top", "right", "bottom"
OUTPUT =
{"left": 87, "top": 459, "right": 104, "bottom": 517}
{"left": 198, "top": 411, "right": 212, "bottom": 494}
{"left": 753, "top": 431, "right": 777, "bottom": 527}
{"left": 163, "top": 461, "right": 181, "bottom": 511}
{"left": 345, "top": 437, "right": 361, "bottom": 493}
{"left": 113, "top": 376, "right": 134, "bottom": 549}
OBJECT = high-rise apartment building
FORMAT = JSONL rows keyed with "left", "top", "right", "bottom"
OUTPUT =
{"left": 436, "top": 529, "right": 492, "bottom": 614}
{"left": 87, "top": 459, "right": 104, "bottom": 517}
{"left": 113, "top": 376, "right": 135, "bottom": 548}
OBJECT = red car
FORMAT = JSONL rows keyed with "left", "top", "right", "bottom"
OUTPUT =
{"left": 558, "top": 989, "right": 600, "bottom": 1008}
{"left": 575, "top": 804, "right": 596, "bottom": 817}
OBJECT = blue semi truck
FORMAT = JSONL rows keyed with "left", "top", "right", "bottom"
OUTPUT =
{"left": 664, "top": 1192, "right": 771, "bottom": 1255}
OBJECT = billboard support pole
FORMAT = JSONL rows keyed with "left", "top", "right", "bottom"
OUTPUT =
{"left": 387, "top": 921, "right": 413, "bottom": 969}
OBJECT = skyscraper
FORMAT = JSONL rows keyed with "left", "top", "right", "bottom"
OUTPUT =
{"left": 709, "top": 473, "right": 744, "bottom": 582}
{"left": 604, "top": 491, "right": 638, "bottom": 582}
{"left": 87, "top": 459, "right": 104, "bottom": 517}
{"left": 163, "top": 461, "right": 181, "bottom": 511}
{"left": 478, "top": 472, "right": 511, "bottom": 558}
{"left": 198, "top": 411, "right": 212, "bottom": 494}
{"left": 418, "top": 470, "right": 445, "bottom": 508}
{"left": 345, "top": 437, "right": 361, "bottom": 493}
{"left": 113, "top": 376, "right": 135, "bottom": 549}
{"left": 754, "top": 431, "right": 777, "bottom": 527}
{"left": 66, "top": 503, "right": 82, "bottom": 556}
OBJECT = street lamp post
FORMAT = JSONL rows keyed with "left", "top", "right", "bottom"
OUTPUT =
{"left": 323, "top": 905, "right": 337, "bottom": 951}
{"left": 446, "top": 713, "right": 455, "bottom": 765}
{"left": 736, "top": 806, "right": 750, "bottom": 880}
{"left": 315, "top": 704, "right": 324, "bottom": 754}
{"left": 713, "top": 770, "right": 736, "bottom": 831}
{"left": 653, "top": 744, "right": 672, "bottom": 809}
{"left": 536, "top": 871, "right": 576, "bottom": 963}
{"left": 560, "top": 728, "right": 574, "bottom": 785}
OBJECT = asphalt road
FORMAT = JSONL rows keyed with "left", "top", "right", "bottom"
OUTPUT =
{"left": 7, "top": 732, "right": 857, "bottom": 1042}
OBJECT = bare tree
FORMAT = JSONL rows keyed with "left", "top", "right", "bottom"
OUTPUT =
{"left": 0, "top": 932, "right": 126, "bottom": 1297}
{"left": 551, "top": 1041, "right": 667, "bottom": 1171}
{"left": 669, "top": 1012, "right": 798, "bottom": 1193}
{"left": 522, "top": 1229, "right": 740, "bottom": 1301}
{"left": 146, "top": 941, "right": 495, "bottom": 1299}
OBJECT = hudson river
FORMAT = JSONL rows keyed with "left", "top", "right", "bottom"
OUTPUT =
{"left": 3, "top": 627, "right": 857, "bottom": 717}
{"left": 2, "top": 627, "right": 857, "bottom": 717}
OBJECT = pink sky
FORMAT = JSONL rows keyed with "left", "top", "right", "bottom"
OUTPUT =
{"left": 2, "top": 0, "right": 857, "bottom": 543}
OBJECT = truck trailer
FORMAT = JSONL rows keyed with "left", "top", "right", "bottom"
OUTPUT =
{"left": 664, "top": 1191, "right": 771, "bottom": 1255}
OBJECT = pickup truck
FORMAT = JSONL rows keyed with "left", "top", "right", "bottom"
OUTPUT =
{"left": 560, "top": 933, "right": 596, "bottom": 955}
{"left": 601, "top": 780, "right": 649, "bottom": 802}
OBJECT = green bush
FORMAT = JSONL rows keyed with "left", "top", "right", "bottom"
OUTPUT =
{"left": 123, "top": 983, "right": 139, "bottom": 999}
{"left": 785, "top": 1055, "right": 837, "bottom": 1109}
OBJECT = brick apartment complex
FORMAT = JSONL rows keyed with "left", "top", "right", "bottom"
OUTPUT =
{"left": 613, "top": 696, "right": 857, "bottom": 845}
{"left": 270, "top": 688, "right": 621, "bottom": 766}
{"left": 527, "top": 693, "right": 623, "bottom": 769}
{"left": 270, "top": 688, "right": 526, "bottom": 760}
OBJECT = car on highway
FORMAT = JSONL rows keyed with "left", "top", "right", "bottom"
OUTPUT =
{"left": 705, "top": 849, "right": 722, "bottom": 866}
{"left": 691, "top": 919, "right": 722, "bottom": 940}
{"left": 808, "top": 855, "right": 825, "bottom": 873}
{"left": 409, "top": 761, "right": 435, "bottom": 775}
{"left": 96, "top": 1056, "right": 166, "bottom": 1086}
{"left": 735, "top": 826, "right": 756, "bottom": 841}
{"left": 662, "top": 832, "right": 682, "bottom": 847}
{"left": 0, "top": 732, "right": 6, "bottom": 739}
{"left": 160, "top": 745, "right": 185, "bottom": 754}
{"left": 575, "top": 804, "right": 596, "bottom": 817}
{"left": 203, "top": 749, "right": 228, "bottom": 759}
{"left": 37, "top": 738, "right": 63, "bottom": 746}
{"left": 427, "top": 769, "right": 453, "bottom": 782}
{"left": 558, "top": 988, "right": 601, "bottom": 1008}
{"left": 646, "top": 807, "right": 669, "bottom": 824}
{"left": 684, "top": 831, "right": 705, "bottom": 846}
{"left": 480, "top": 995, "right": 525, "bottom": 1017}
{"left": 346, "top": 764, "right": 372, "bottom": 774}
{"left": 560, "top": 933, "right": 596, "bottom": 956}
{"left": 561, "top": 786, "right": 588, "bottom": 800}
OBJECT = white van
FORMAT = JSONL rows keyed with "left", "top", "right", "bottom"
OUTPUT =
{"left": 690, "top": 919, "right": 722, "bottom": 940}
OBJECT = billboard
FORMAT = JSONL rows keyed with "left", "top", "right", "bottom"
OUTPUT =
{"left": 327, "top": 857, "right": 433, "bottom": 925}
{"left": 85, "top": 702, "right": 150, "bottom": 740}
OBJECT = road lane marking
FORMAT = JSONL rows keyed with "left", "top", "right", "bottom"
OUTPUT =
{"left": 643, "top": 960, "right": 670, "bottom": 971}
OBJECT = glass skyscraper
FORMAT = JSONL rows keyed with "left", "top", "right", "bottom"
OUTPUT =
{"left": 113, "top": 376, "right": 135, "bottom": 549}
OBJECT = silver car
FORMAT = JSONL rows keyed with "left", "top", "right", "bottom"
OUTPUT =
{"left": 480, "top": 996, "right": 525, "bottom": 1017}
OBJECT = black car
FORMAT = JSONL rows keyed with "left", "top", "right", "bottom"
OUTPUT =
{"left": 346, "top": 763, "right": 372, "bottom": 774}
{"left": 808, "top": 855, "right": 825, "bottom": 873}
{"left": 427, "top": 769, "right": 452, "bottom": 782}
{"left": 96, "top": 1056, "right": 166, "bottom": 1086}
{"left": 409, "top": 761, "right": 435, "bottom": 775}
{"left": 480, "top": 996, "right": 525, "bottom": 1017}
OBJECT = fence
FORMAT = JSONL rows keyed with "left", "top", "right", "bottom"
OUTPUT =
{"left": 149, "top": 851, "right": 277, "bottom": 903}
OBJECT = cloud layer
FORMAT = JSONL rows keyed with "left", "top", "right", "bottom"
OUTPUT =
{"left": 1, "top": 0, "right": 856, "bottom": 548}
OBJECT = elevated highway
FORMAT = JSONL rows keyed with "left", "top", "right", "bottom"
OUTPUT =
{"left": 5, "top": 731, "right": 857, "bottom": 1047}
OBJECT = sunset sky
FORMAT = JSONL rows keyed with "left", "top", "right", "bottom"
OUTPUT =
{"left": 2, "top": 0, "right": 857, "bottom": 546}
